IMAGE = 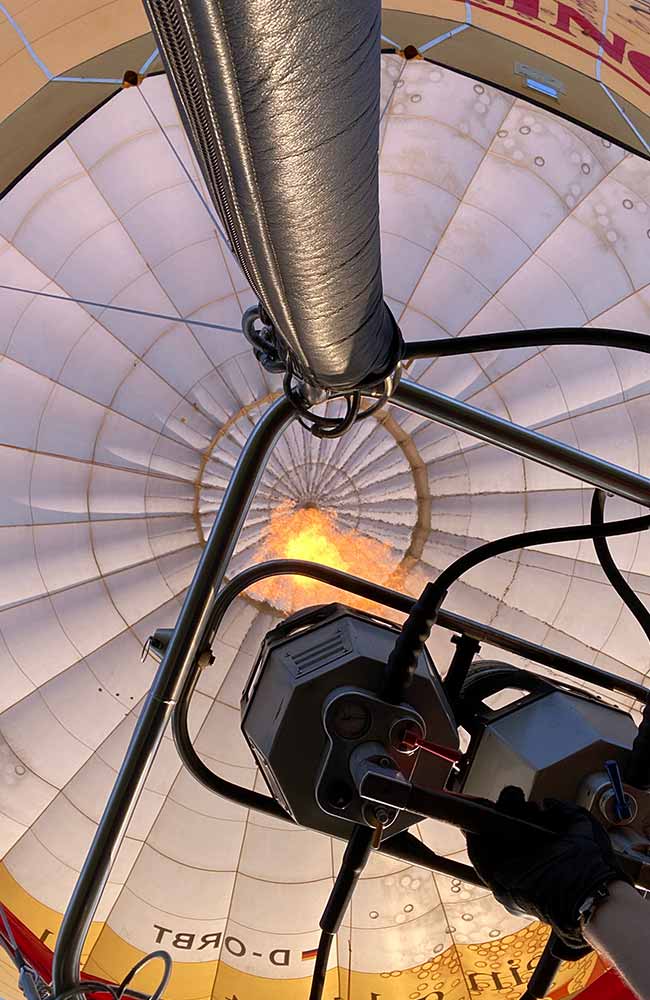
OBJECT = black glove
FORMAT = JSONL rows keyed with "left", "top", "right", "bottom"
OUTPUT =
{"left": 466, "top": 786, "right": 628, "bottom": 953}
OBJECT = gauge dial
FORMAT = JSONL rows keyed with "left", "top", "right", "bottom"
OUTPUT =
{"left": 330, "top": 698, "right": 371, "bottom": 740}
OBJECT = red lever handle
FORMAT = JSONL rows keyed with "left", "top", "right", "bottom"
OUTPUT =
{"left": 396, "top": 725, "right": 463, "bottom": 764}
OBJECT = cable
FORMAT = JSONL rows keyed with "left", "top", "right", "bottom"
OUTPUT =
{"left": 519, "top": 933, "right": 563, "bottom": 999}
{"left": 309, "top": 825, "right": 374, "bottom": 1000}
{"left": 402, "top": 327, "right": 650, "bottom": 360}
{"left": 242, "top": 304, "right": 287, "bottom": 374}
{"left": 626, "top": 700, "right": 650, "bottom": 789}
{"left": 591, "top": 490, "right": 650, "bottom": 787}
{"left": 354, "top": 392, "right": 388, "bottom": 420}
{"left": 383, "top": 510, "right": 650, "bottom": 703}
{"left": 117, "top": 951, "right": 171, "bottom": 1000}
{"left": 47, "top": 951, "right": 171, "bottom": 1000}
{"left": 0, "top": 933, "right": 16, "bottom": 964}
{"left": 591, "top": 491, "right": 650, "bottom": 643}
{"left": 0, "top": 283, "right": 239, "bottom": 335}
{"left": 283, "top": 360, "right": 392, "bottom": 438}
{"left": 310, "top": 392, "right": 360, "bottom": 438}
{"left": 49, "top": 982, "right": 121, "bottom": 1000}
{"left": 308, "top": 933, "right": 334, "bottom": 1000}
{"left": 0, "top": 903, "right": 50, "bottom": 1000}
{"left": 0, "top": 904, "right": 18, "bottom": 963}
{"left": 283, "top": 369, "right": 361, "bottom": 439}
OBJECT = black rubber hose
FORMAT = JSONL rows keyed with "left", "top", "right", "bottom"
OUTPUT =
{"left": 383, "top": 510, "right": 650, "bottom": 703}
{"left": 320, "top": 826, "right": 374, "bottom": 934}
{"left": 591, "top": 491, "right": 650, "bottom": 643}
{"left": 627, "top": 702, "right": 650, "bottom": 789}
{"left": 308, "top": 932, "right": 334, "bottom": 1000}
{"left": 309, "top": 825, "right": 374, "bottom": 1000}
{"left": 313, "top": 392, "right": 361, "bottom": 438}
{"left": 519, "top": 934, "right": 563, "bottom": 999}
{"left": 402, "top": 327, "right": 650, "bottom": 360}
{"left": 50, "top": 984, "right": 121, "bottom": 1000}
{"left": 591, "top": 490, "right": 650, "bottom": 788}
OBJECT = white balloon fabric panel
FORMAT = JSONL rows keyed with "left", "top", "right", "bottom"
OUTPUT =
{"left": 0, "top": 58, "right": 649, "bottom": 1000}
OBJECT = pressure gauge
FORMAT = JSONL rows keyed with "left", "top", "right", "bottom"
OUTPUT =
{"left": 330, "top": 698, "right": 371, "bottom": 740}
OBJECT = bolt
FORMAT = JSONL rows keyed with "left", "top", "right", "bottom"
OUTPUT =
{"left": 327, "top": 781, "right": 353, "bottom": 810}
{"left": 379, "top": 756, "right": 393, "bottom": 769}
{"left": 374, "top": 807, "right": 390, "bottom": 825}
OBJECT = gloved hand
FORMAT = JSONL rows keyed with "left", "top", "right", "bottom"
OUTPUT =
{"left": 466, "top": 786, "right": 629, "bottom": 953}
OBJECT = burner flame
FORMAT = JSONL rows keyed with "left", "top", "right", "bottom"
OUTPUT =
{"left": 251, "top": 501, "right": 408, "bottom": 613}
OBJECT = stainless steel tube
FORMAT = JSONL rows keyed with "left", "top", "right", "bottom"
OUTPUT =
{"left": 52, "top": 395, "right": 296, "bottom": 995}
{"left": 393, "top": 379, "right": 650, "bottom": 507}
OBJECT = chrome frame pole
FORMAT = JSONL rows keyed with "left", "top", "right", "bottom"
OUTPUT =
{"left": 52, "top": 395, "right": 296, "bottom": 996}
{"left": 393, "top": 378, "right": 650, "bottom": 507}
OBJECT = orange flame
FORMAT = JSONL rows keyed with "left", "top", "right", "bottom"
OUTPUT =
{"left": 251, "top": 500, "right": 408, "bottom": 613}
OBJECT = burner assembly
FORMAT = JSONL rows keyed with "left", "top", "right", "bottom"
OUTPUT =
{"left": 135, "top": 487, "right": 650, "bottom": 1000}
{"left": 241, "top": 603, "right": 458, "bottom": 841}
{"left": 239, "top": 601, "right": 650, "bottom": 891}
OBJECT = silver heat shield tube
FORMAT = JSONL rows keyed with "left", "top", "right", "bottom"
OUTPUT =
{"left": 143, "top": 0, "right": 402, "bottom": 391}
